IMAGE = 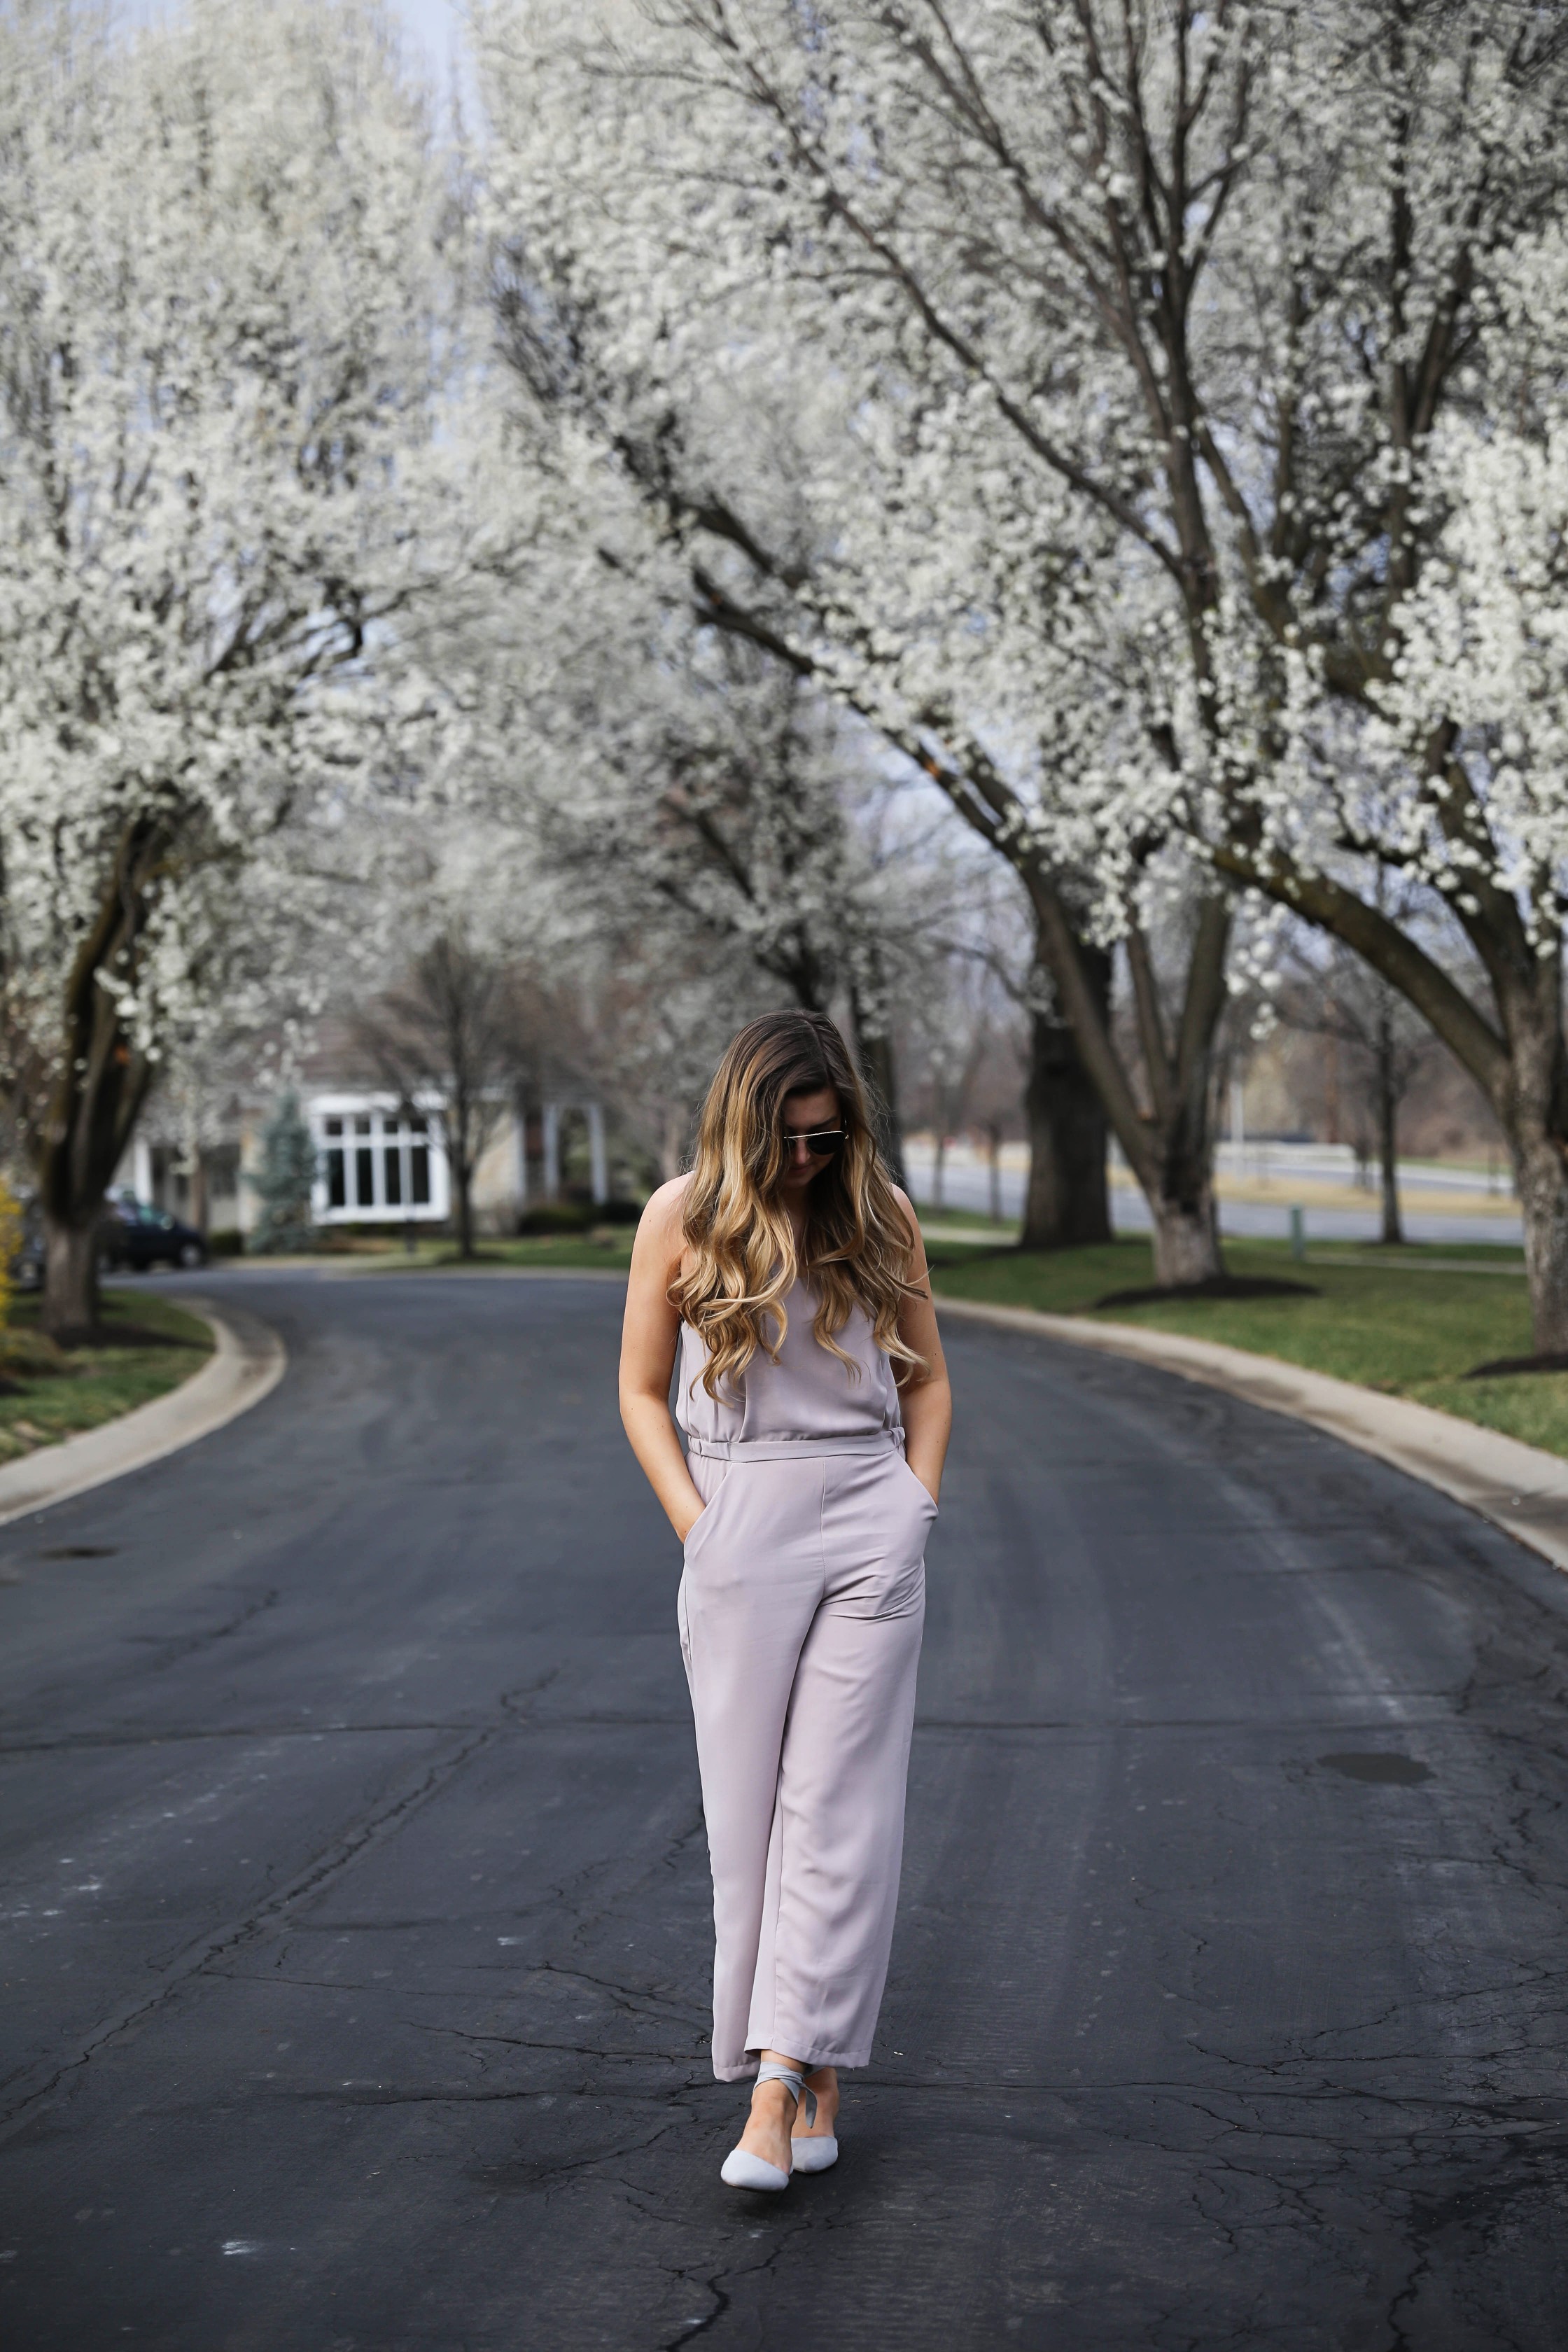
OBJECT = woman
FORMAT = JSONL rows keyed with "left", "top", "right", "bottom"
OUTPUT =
{"left": 620, "top": 1011, "right": 952, "bottom": 2192}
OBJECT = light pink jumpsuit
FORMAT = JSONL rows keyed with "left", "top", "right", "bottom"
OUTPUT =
{"left": 676, "top": 1280, "right": 934, "bottom": 2082}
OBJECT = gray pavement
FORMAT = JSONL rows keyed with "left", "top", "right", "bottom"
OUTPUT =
{"left": 1, "top": 1272, "right": 1566, "bottom": 2349}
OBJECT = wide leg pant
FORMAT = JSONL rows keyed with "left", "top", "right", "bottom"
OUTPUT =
{"left": 678, "top": 1443, "right": 932, "bottom": 2082}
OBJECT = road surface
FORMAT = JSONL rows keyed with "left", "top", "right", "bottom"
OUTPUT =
{"left": 1, "top": 1273, "right": 1565, "bottom": 2349}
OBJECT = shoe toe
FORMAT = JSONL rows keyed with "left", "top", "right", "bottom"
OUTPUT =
{"left": 720, "top": 2148, "right": 790, "bottom": 2192}
{"left": 790, "top": 2135, "right": 839, "bottom": 2174}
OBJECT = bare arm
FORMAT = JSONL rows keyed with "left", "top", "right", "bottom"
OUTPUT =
{"left": 892, "top": 1187, "right": 953, "bottom": 1505}
{"left": 619, "top": 1177, "right": 706, "bottom": 1544}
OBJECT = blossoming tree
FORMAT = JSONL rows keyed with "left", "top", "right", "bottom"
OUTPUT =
{"left": 0, "top": 0, "right": 457, "bottom": 1334}
{"left": 478, "top": 0, "right": 1253, "bottom": 1280}
{"left": 480, "top": 0, "right": 1568, "bottom": 1330}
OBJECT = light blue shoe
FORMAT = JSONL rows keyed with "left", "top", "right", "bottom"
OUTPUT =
{"left": 790, "top": 2129, "right": 839, "bottom": 2174}
{"left": 790, "top": 2065, "right": 839, "bottom": 2173}
{"left": 721, "top": 2061, "right": 816, "bottom": 2192}
{"left": 720, "top": 2146, "right": 791, "bottom": 2190}
{"left": 790, "top": 2069, "right": 841, "bottom": 2173}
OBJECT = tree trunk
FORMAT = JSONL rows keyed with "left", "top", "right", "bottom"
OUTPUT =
{"left": 1484, "top": 955, "right": 1568, "bottom": 1353}
{"left": 1376, "top": 1005, "right": 1404, "bottom": 1246}
{"left": 37, "top": 824, "right": 164, "bottom": 1340}
{"left": 43, "top": 1219, "right": 104, "bottom": 1345}
{"left": 932, "top": 1125, "right": 946, "bottom": 1211}
{"left": 1144, "top": 1079, "right": 1224, "bottom": 1286}
{"left": 855, "top": 1023, "right": 906, "bottom": 1189}
{"left": 1021, "top": 998, "right": 1111, "bottom": 1250}
{"left": 1022, "top": 874, "right": 1227, "bottom": 1284}
{"left": 1148, "top": 1187, "right": 1224, "bottom": 1287}
{"left": 985, "top": 1120, "right": 1003, "bottom": 1222}
{"left": 455, "top": 1166, "right": 476, "bottom": 1259}
{"left": 1515, "top": 1132, "right": 1568, "bottom": 1354}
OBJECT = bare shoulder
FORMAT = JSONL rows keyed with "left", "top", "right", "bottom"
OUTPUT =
{"left": 643, "top": 1172, "right": 693, "bottom": 1226}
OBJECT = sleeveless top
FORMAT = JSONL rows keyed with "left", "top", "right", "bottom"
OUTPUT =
{"left": 678, "top": 1278, "right": 903, "bottom": 1455}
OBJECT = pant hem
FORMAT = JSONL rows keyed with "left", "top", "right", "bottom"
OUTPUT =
{"left": 713, "top": 2046, "right": 872, "bottom": 2082}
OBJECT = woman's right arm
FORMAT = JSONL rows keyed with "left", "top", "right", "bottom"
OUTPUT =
{"left": 619, "top": 1178, "right": 707, "bottom": 1544}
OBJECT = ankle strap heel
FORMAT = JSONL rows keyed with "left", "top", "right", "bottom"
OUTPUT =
{"left": 720, "top": 2063, "right": 822, "bottom": 2192}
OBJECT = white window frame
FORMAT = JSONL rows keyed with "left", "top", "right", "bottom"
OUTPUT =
{"left": 308, "top": 1092, "right": 450, "bottom": 1225}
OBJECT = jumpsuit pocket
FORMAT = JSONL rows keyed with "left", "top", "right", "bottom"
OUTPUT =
{"left": 682, "top": 1462, "right": 732, "bottom": 1558}
{"left": 897, "top": 1454, "right": 939, "bottom": 1517}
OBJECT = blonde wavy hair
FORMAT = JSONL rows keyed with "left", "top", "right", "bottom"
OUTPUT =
{"left": 671, "top": 1011, "right": 925, "bottom": 1401}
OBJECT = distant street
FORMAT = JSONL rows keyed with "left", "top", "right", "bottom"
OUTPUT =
{"left": 905, "top": 1136, "right": 1526, "bottom": 1247}
{"left": 1, "top": 1271, "right": 1565, "bottom": 2348}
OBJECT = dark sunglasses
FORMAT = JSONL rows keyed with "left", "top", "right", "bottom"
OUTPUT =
{"left": 781, "top": 1126, "right": 847, "bottom": 1158}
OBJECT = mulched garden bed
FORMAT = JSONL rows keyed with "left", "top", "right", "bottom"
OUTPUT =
{"left": 1463, "top": 1350, "right": 1568, "bottom": 1380}
{"left": 1093, "top": 1275, "right": 1321, "bottom": 1310}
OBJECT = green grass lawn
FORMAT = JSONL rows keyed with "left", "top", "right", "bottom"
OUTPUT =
{"left": 0, "top": 1289, "right": 214, "bottom": 1466}
{"left": 924, "top": 1235, "right": 1568, "bottom": 1458}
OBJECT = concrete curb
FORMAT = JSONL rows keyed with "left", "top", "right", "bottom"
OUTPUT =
{"left": 0, "top": 1297, "right": 286, "bottom": 1531}
{"left": 934, "top": 1294, "right": 1568, "bottom": 1576}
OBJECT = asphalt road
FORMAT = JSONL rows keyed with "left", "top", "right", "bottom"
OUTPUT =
{"left": 2, "top": 1272, "right": 1566, "bottom": 2351}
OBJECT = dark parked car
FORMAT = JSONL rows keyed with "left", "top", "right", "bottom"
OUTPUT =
{"left": 99, "top": 1195, "right": 207, "bottom": 1272}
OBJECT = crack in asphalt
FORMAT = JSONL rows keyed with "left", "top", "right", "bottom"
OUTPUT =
{"left": 652, "top": 2185, "right": 816, "bottom": 2349}
{"left": 119, "top": 1584, "right": 281, "bottom": 1665}
{"left": 0, "top": 1720, "right": 512, "bottom": 1753}
{"left": 5, "top": 1707, "right": 1518, "bottom": 1756}
{"left": 407, "top": 1960, "right": 706, "bottom": 2027}
{"left": 270, "top": 2076, "right": 706, "bottom": 2104}
{"left": 0, "top": 1672, "right": 561, "bottom": 2145}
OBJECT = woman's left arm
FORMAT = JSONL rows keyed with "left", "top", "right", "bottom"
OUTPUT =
{"left": 892, "top": 1188, "right": 952, "bottom": 1504}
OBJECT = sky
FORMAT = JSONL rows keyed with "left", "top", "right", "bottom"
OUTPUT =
{"left": 388, "top": 0, "right": 463, "bottom": 83}
{"left": 122, "top": 2, "right": 468, "bottom": 85}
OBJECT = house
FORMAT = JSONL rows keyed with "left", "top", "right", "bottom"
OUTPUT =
{"left": 118, "top": 1087, "right": 611, "bottom": 1240}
